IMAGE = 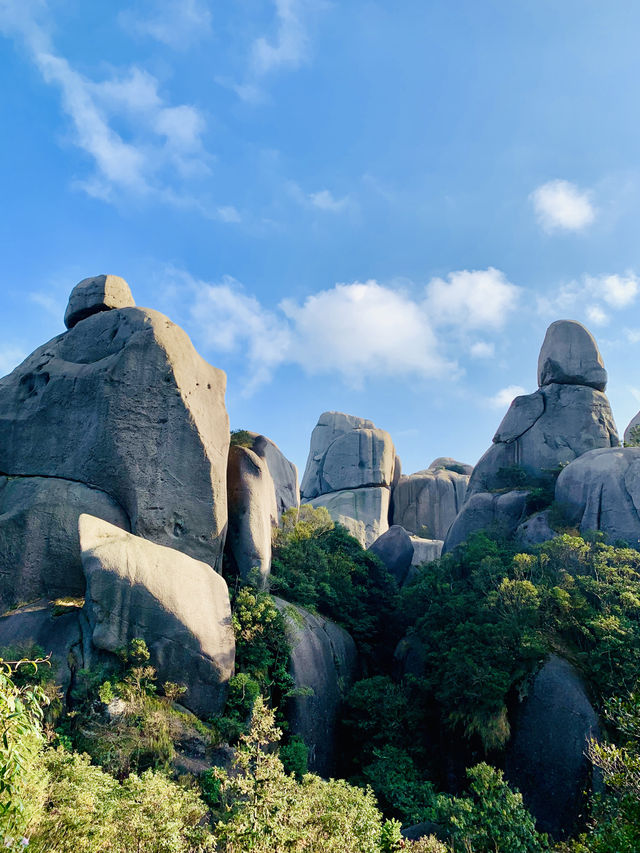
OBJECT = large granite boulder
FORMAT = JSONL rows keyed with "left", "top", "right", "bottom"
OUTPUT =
{"left": 505, "top": 655, "right": 600, "bottom": 839}
{"left": 300, "top": 411, "right": 395, "bottom": 499}
{"left": 555, "top": 447, "right": 640, "bottom": 545}
{"left": 0, "top": 475, "right": 129, "bottom": 611}
{"left": 0, "top": 301, "right": 230, "bottom": 570}
{"left": 274, "top": 597, "right": 357, "bottom": 776}
{"left": 0, "top": 600, "right": 84, "bottom": 696}
{"left": 516, "top": 510, "right": 557, "bottom": 546}
{"left": 392, "top": 464, "right": 469, "bottom": 539}
{"left": 444, "top": 491, "right": 530, "bottom": 553}
{"left": 307, "top": 486, "right": 390, "bottom": 548}
{"left": 409, "top": 537, "right": 443, "bottom": 566}
{"left": 80, "top": 515, "right": 235, "bottom": 717}
{"left": 624, "top": 412, "right": 640, "bottom": 447}
{"left": 538, "top": 319, "right": 607, "bottom": 391}
{"left": 246, "top": 432, "right": 299, "bottom": 519}
{"left": 368, "top": 525, "right": 414, "bottom": 585}
{"left": 64, "top": 274, "right": 135, "bottom": 330}
{"left": 226, "top": 445, "right": 278, "bottom": 587}
{"left": 428, "top": 457, "right": 474, "bottom": 476}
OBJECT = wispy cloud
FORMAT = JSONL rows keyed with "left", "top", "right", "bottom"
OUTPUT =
{"left": 425, "top": 267, "right": 520, "bottom": 331}
{"left": 537, "top": 270, "right": 640, "bottom": 326}
{"left": 0, "top": 2, "right": 209, "bottom": 202}
{"left": 586, "top": 304, "right": 609, "bottom": 326}
{"left": 488, "top": 385, "right": 527, "bottom": 409}
{"left": 469, "top": 341, "right": 495, "bottom": 359}
{"left": 530, "top": 179, "right": 596, "bottom": 232}
{"left": 287, "top": 182, "right": 351, "bottom": 213}
{"left": 119, "top": 0, "right": 213, "bottom": 50}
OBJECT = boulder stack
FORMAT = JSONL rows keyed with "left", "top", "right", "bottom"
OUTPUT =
{"left": 392, "top": 458, "right": 471, "bottom": 540}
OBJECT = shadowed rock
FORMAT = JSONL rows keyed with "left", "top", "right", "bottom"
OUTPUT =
{"left": 392, "top": 464, "right": 469, "bottom": 539}
{"left": 64, "top": 274, "right": 135, "bottom": 329}
{"left": 444, "top": 490, "right": 530, "bottom": 553}
{"left": 368, "top": 525, "right": 414, "bottom": 585}
{"left": 307, "top": 486, "right": 390, "bottom": 548}
{"left": 247, "top": 432, "right": 299, "bottom": 519}
{"left": 538, "top": 319, "right": 607, "bottom": 391}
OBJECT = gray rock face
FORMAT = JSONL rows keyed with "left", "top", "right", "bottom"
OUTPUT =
{"left": 274, "top": 597, "right": 357, "bottom": 776}
{"left": 0, "top": 306, "right": 229, "bottom": 570}
{"left": 307, "top": 486, "right": 390, "bottom": 548}
{"left": 443, "top": 490, "right": 530, "bottom": 553}
{"left": 555, "top": 447, "right": 640, "bottom": 545}
{"left": 248, "top": 433, "right": 299, "bottom": 519}
{"left": 300, "top": 411, "right": 395, "bottom": 499}
{"left": 0, "top": 476, "right": 129, "bottom": 611}
{"left": 538, "top": 320, "right": 607, "bottom": 392}
{"left": 469, "top": 384, "right": 618, "bottom": 496}
{"left": 408, "top": 537, "right": 443, "bottom": 566}
{"left": 368, "top": 525, "right": 414, "bottom": 585}
{"left": 505, "top": 655, "right": 600, "bottom": 839}
{"left": 0, "top": 600, "right": 84, "bottom": 696}
{"left": 392, "top": 467, "right": 469, "bottom": 539}
{"left": 64, "top": 275, "right": 136, "bottom": 330}
{"left": 428, "top": 457, "right": 474, "bottom": 476}
{"left": 226, "top": 445, "right": 278, "bottom": 587}
{"left": 624, "top": 412, "right": 640, "bottom": 447}
{"left": 516, "top": 510, "right": 557, "bottom": 546}
{"left": 80, "top": 515, "right": 235, "bottom": 717}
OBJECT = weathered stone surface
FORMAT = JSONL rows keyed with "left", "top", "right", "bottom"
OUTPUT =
{"left": 274, "top": 597, "right": 357, "bottom": 776}
{"left": 248, "top": 432, "right": 299, "bottom": 519}
{"left": 80, "top": 515, "right": 235, "bottom": 717}
{"left": 538, "top": 320, "right": 607, "bottom": 391}
{"left": 428, "top": 457, "right": 474, "bottom": 476}
{"left": 64, "top": 275, "right": 135, "bottom": 330}
{"left": 300, "top": 411, "right": 395, "bottom": 499}
{"left": 368, "top": 525, "right": 414, "bottom": 585}
{"left": 0, "top": 476, "right": 129, "bottom": 611}
{"left": 409, "top": 537, "right": 443, "bottom": 566}
{"left": 505, "top": 655, "right": 600, "bottom": 839}
{"left": 555, "top": 447, "right": 640, "bottom": 545}
{"left": 624, "top": 412, "right": 640, "bottom": 447}
{"left": 392, "top": 467, "right": 469, "bottom": 539}
{"left": 443, "top": 490, "right": 530, "bottom": 553}
{"left": 226, "top": 445, "right": 278, "bottom": 587}
{"left": 306, "top": 486, "right": 390, "bottom": 548}
{"left": 516, "top": 510, "right": 557, "bottom": 546}
{"left": 0, "top": 600, "right": 84, "bottom": 695}
{"left": 0, "top": 306, "right": 229, "bottom": 570}
{"left": 468, "top": 384, "right": 618, "bottom": 496}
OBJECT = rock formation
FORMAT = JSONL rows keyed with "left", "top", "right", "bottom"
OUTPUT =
{"left": 226, "top": 445, "right": 278, "bottom": 587}
{"left": 392, "top": 459, "right": 470, "bottom": 540}
{"left": 0, "top": 280, "right": 229, "bottom": 570}
{"left": 80, "top": 515, "right": 235, "bottom": 717}
{"left": 368, "top": 525, "right": 414, "bottom": 585}
{"left": 274, "top": 597, "right": 358, "bottom": 776}
{"left": 64, "top": 274, "right": 136, "bottom": 329}
{"left": 444, "top": 320, "right": 618, "bottom": 552}
{"left": 300, "top": 411, "right": 397, "bottom": 547}
{"left": 444, "top": 491, "right": 530, "bottom": 553}
{"left": 555, "top": 447, "right": 640, "bottom": 545}
{"left": 505, "top": 655, "right": 600, "bottom": 839}
{"left": 248, "top": 432, "right": 299, "bottom": 519}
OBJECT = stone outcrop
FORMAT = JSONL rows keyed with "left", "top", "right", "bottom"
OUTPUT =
{"left": 368, "top": 525, "right": 414, "bottom": 585}
{"left": 0, "top": 302, "right": 229, "bottom": 570}
{"left": 274, "top": 597, "right": 357, "bottom": 776}
{"left": 505, "top": 655, "right": 600, "bottom": 839}
{"left": 0, "top": 475, "right": 129, "bottom": 611}
{"left": 64, "top": 274, "right": 136, "bottom": 329}
{"left": 80, "top": 515, "right": 235, "bottom": 717}
{"left": 428, "top": 457, "right": 473, "bottom": 476}
{"left": 307, "top": 486, "right": 390, "bottom": 548}
{"left": 537, "top": 319, "right": 607, "bottom": 391}
{"left": 516, "top": 510, "right": 557, "bottom": 546}
{"left": 226, "top": 445, "right": 278, "bottom": 587}
{"left": 624, "top": 412, "right": 640, "bottom": 447}
{"left": 409, "top": 537, "right": 443, "bottom": 566}
{"left": 392, "top": 461, "right": 470, "bottom": 539}
{"left": 248, "top": 433, "right": 299, "bottom": 519}
{"left": 300, "top": 411, "right": 396, "bottom": 547}
{"left": 555, "top": 447, "right": 640, "bottom": 545}
{"left": 444, "top": 490, "right": 530, "bottom": 553}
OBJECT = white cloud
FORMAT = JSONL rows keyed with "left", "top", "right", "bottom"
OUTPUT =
{"left": 0, "top": 346, "right": 26, "bottom": 377}
{"left": 308, "top": 189, "right": 349, "bottom": 212}
{"left": 217, "top": 205, "right": 242, "bottom": 223}
{"left": 586, "top": 304, "right": 609, "bottom": 326}
{"left": 530, "top": 179, "right": 595, "bottom": 232}
{"left": 469, "top": 341, "right": 495, "bottom": 359}
{"left": 425, "top": 267, "right": 520, "bottom": 331}
{"left": 251, "top": 0, "right": 309, "bottom": 77}
{"left": 626, "top": 329, "right": 640, "bottom": 344}
{"left": 119, "top": 0, "right": 213, "bottom": 50}
{"left": 587, "top": 272, "right": 639, "bottom": 308}
{"left": 0, "top": 4, "right": 208, "bottom": 200}
{"left": 488, "top": 385, "right": 527, "bottom": 409}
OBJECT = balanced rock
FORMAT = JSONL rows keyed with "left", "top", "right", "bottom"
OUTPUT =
{"left": 0, "top": 303, "right": 229, "bottom": 570}
{"left": 368, "top": 525, "right": 414, "bottom": 585}
{"left": 226, "top": 445, "right": 278, "bottom": 587}
{"left": 307, "top": 486, "right": 390, "bottom": 548}
{"left": 0, "top": 476, "right": 129, "bottom": 611}
{"left": 80, "top": 515, "right": 235, "bottom": 717}
{"left": 392, "top": 462, "right": 470, "bottom": 539}
{"left": 428, "top": 457, "right": 473, "bottom": 476}
{"left": 274, "top": 597, "right": 357, "bottom": 776}
{"left": 555, "top": 447, "right": 640, "bottom": 545}
{"left": 64, "top": 274, "right": 135, "bottom": 329}
{"left": 505, "top": 655, "right": 600, "bottom": 839}
{"left": 444, "top": 491, "right": 529, "bottom": 553}
{"left": 246, "top": 432, "right": 299, "bottom": 519}
{"left": 538, "top": 319, "right": 607, "bottom": 391}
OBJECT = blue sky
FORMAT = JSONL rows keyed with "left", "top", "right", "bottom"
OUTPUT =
{"left": 1, "top": 0, "right": 640, "bottom": 475}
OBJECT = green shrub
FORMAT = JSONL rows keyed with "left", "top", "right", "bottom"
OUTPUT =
{"left": 229, "top": 429, "right": 254, "bottom": 448}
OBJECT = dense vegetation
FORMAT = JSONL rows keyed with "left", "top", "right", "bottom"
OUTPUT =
{"left": 5, "top": 504, "right": 640, "bottom": 850}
